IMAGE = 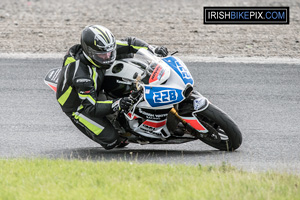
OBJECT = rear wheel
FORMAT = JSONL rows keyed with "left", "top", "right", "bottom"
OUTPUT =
{"left": 195, "top": 104, "right": 242, "bottom": 151}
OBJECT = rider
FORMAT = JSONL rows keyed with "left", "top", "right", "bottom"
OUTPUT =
{"left": 56, "top": 25, "right": 168, "bottom": 150}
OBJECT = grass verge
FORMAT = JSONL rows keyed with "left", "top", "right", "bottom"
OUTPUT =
{"left": 0, "top": 159, "right": 299, "bottom": 200}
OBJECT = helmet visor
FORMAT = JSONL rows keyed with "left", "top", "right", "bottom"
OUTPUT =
{"left": 91, "top": 49, "right": 116, "bottom": 65}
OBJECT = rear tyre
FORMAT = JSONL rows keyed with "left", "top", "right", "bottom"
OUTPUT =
{"left": 195, "top": 104, "right": 242, "bottom": 151}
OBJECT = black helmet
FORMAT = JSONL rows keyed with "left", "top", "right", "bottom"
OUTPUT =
{"left": 81, "top": 25, "right": 116, "bottom": 68}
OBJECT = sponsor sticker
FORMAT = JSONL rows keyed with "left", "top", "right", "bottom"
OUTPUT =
{"left": 193, "top": 97, "right": 207, "bottom": 111}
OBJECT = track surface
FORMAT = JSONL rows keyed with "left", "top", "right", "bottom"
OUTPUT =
{"left": 0, "top": 58, "right": 299, "bottom": 173}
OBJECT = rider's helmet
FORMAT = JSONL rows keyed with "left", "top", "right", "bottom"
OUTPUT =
{"left": 81, "top": 25, "right": 116, "bottom": 69}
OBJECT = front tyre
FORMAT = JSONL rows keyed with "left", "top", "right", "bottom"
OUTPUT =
{"left": 195, "top": 104, "right": 242, "bottom": 151}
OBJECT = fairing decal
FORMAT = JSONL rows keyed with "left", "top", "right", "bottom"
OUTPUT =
{"left": 180, "top": 116, "right": 208, "bottom": 133}
{"left": 134, "top": 119, "right": 169, "bottom": 139}
{"left": 126, "top": 112, "right": 138, "bottom": 120}
{"left": 149, "top": 64, "right": 165, "bottom": 84}
{"left": 45, "top": 81, "right": 57, "bottom": 93}
{"left": 144, "top": 85, "right": 185, "bottom": 107}
{"left": 44, "top": 68, "right": 61, "bottom": 93}
{"left": 162, "top": 56, "right": 194, "bottom": 86}
{"left": 142, "top": 120, "right": 167, "bottom": 128}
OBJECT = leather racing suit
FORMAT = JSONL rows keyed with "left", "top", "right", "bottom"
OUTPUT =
{"left": 56, "top": 37, "right": 153, "bottom": 150}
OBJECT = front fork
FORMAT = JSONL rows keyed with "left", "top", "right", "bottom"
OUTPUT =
{"left": 170, "top": 92, "right": 210, "bottom": 135}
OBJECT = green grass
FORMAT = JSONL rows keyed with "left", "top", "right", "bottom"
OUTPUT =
{"left": 0, "top": 159, "right": 299, "bottom": 200}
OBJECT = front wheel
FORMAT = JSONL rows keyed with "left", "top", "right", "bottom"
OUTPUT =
{"left": 195, "top": 104, "right": 242, "bottom": 151}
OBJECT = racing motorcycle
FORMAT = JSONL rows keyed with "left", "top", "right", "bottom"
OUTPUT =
{"left": 44, "top": 49, "right": 242, "bottom": 151}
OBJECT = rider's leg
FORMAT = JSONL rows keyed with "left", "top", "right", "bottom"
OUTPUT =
{"left": 68, "top": 110, "right": 121, "bottom": 150}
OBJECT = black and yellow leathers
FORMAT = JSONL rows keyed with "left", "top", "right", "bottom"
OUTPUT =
{"left": 56, "top": 37, "right": 153, "bottom": 149}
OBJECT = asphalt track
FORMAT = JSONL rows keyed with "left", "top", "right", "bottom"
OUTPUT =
{"left": 0, "top": 58, "right": 299, "bottom": 173}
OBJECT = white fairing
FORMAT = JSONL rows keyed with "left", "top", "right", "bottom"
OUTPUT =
{"left": 106, "top": 59, "right": 145, "bottom": 81}
{"left": 114, "top": 49, "right": 205, "bottom": 139}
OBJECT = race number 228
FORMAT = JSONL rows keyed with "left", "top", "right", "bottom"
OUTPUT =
{"left": 153, "top": 90, "right": 177, "bottom": 103}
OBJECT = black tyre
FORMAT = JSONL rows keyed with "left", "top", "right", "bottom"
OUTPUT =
{"left": 195, "top": 103, "right": 242, "bottom": 151}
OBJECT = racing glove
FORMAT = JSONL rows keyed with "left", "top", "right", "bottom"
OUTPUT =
{"left": 148, "top": 45, "right": 169, "bottom": 57}
{"left": 112, "top": 97, "right": 134, "bottom": 112}
{"left": 155, "top": 46, "right": 168, "bottom": 57}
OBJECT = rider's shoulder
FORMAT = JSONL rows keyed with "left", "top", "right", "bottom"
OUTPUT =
{"left": 68, "top": 44, "right": 82, "bottom": 57}
{"left": 63, "top": 44, "right": 83, "bottom": 66}
{"left": 64, "top": 44, "right": 82, "bottom": 60}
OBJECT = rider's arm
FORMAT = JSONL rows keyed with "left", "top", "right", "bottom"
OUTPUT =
{"left": 74, "top": 78, "right": 134, "bottom": 117}
{"left": 116, "top": 37, "right": 150, "bottom": 54}
{"left": 116, "top": 37, "right": 168, "bottom": 57}
{"left": 72, "top": 64, "right": 114, "bottom": 117}
{"left": 74, "top": 77, "right": 114, "bottom": 117}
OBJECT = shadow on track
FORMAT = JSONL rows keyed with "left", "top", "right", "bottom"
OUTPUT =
{"left": 42, "top": 146, "right": 226, "bottom": 163}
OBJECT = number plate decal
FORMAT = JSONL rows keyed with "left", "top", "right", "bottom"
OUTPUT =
{"left": 144, "top": 85, "right": 184, "bottom": 107}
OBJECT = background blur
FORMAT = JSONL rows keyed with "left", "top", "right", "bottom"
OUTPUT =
{"left": 0, "top": 0, "right": 299, "bottom": 58}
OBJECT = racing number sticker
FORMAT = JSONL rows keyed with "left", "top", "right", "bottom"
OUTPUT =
{"left": 175, "top": 61, "right": 192, "bottom": 79}
{"left": 162, "top": 57, "right": 194, "bottom": 86}
{"left": 154, "top": 90, "right": 177, "bottom": 103}
{"left": 144, "top": 85, "right": 184, "bottom": 107}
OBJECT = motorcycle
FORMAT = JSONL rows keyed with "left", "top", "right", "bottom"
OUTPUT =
{"left": 44, "top": 49, "right": 242, "bottom": 151}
